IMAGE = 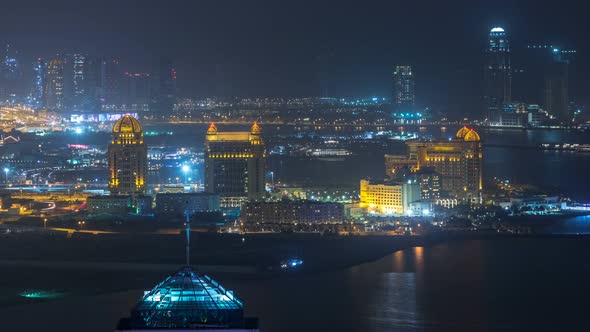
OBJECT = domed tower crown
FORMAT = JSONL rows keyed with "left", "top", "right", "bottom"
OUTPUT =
{"left": 464, "top": 129, "right": 481, "bottom": 141}
{"left": 250, "top": 122, "right": 261, "bottom": 135}
{"left": 456, "top": 126, "right": 471, "bottom": 139}
{"left": 207, "top": 122, "right": 218, "bottom": 135}
{"left": 113, "top": 114, "right": 142, "bottom": 133}
{"left": 112, "top": 115, "right": 143, "bottom": 144}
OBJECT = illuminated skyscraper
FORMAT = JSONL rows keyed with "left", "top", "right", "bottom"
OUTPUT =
{"left": 32, "top": 58, "right": 47, "bottom": 109}
{"left": 205, "top": 122, "right": 266, "bottom": 208}
{"left": 484, "top": 27, "right": 512, "bottom": 114}
{"left": 392, "top": 65, "right": 415, "bottom": 108}
{"left": 45, "top": 57, "right": 65, "bottom": 111}
{"left": 72, "top": 53, "right": 85, "bottom": 99}
{"left": 108, "top": 115, "right": 148, "bottom": 195}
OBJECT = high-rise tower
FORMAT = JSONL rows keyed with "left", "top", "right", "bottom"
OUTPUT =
{"left": 72, "top": 53, "right": 85, "bottom": 101}
{"left": 45, "top": 57, "right": 65, "bottom": 111}
{"left": 484, "top": 27, "right": 512, "bottom": 115}
{"left": 32, "top": 58, "right": 47, "bottom": 109}
{"left": 204, "top": 122, "right": 266, "bottom": 208}
{"left": 108, "top": 115, "right": 148, "bottom": 195}
{"left": 392, "top": 65, "right": 415, "bottom": 109}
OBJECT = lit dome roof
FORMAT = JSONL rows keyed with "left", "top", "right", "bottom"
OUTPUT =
{"left": 491, "top": 27, "right": 505, "bottom": 33}
{"left": 207, "top": 122, "right": 218, "bottom": 135}
{"left": 456, "top": 126, "right": 471, "bottom": 139}
{"left": 464, "top": 129, "right": 481, "bottom": 141}
{"left": 250, "top": 122, "right": 261, "bottom": 135}
{"left": 113, "top": 115, "right": 142, "bottom": 133}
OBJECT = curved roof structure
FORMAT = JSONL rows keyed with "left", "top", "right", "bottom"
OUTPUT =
{"left": 464, "top": 129, "right": 481, "bottom": 141}
{"left": 491, "top": 27, "right": 505, "bottom": 33}
{"left": 113, "top": 115, "right": 142, "bottom": 133}
{"left": 456, "top": 126, "right": 471, "bottom": 139}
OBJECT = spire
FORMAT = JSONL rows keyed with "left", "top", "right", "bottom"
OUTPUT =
{"left": 207, "top": 122, "right": 217, "bottom": 135}
{"left": 185, "top": 204, "right": 191, "bottom": 266}
{"left": 250, "top": 121, "right": 261, "bottom": 135}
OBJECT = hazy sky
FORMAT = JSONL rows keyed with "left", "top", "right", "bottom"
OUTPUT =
{"left": 1, "top": 0, "right": 588, "bottom": 116}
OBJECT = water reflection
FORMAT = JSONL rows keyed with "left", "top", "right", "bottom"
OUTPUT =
{"left": 368, "top": 272, "right": 421, "bottom": 331}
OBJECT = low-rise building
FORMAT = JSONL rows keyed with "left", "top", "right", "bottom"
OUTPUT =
{"left": 155, "top": 192, "right": 220, "bottom": 218}
{"left": 86, "top": 195, "right": 131, "bottom": 215}
{"left": 241, "top": 200, "right": 344, "bottom": 225}
{"left": 359, "top": 179, "right": 420, "bottom": 215}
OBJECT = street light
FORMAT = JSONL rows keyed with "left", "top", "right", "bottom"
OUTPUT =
{"left": 3, "top": 167, "right": 8, "bottom": 183}
{"left": 182, "top": 165, "right": 190, "bottom": 184}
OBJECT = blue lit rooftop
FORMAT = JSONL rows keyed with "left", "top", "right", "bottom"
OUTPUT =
{"left": 118, "top": 266, "right": 254, "bottom": 330}
{"left": 490, "top": 27, "right": 505, "bottom": 33}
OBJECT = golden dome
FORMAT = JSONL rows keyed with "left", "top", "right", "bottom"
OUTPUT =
{"left": 464, "top": 129, "right": 481, "bottom": 141}
{"left": 250, "top": 122, "right": 261, "bottom": 135}
{"left": 207, "top": 122, "right": 218, "bottom": 135}
{"left": 456, "top": 126, "right": 470, "bottom": 139}
{"left": 113, "top": 115, "right": 142, "bottom": 133}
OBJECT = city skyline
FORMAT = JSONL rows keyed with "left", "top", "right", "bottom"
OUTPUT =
{"left": 0, "top": 0, "right": 588, "bottom": 118}
{"left": 2, "top": 2, "right": 590, "bottom": 331}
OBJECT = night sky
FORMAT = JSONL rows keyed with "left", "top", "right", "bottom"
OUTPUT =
{"left": 1, "top": 0, "right": 588, "bottom": 117}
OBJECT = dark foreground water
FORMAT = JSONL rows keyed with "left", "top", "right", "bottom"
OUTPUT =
{"left": 2, "top": 236, "right": 590, "bottom": 331}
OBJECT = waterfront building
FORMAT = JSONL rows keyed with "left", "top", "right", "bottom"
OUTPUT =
{"left": 407, "top": 200, "right": 435, "bottom": 217}
{"left": 484, "top": 27, "right": 512, "bottom": 117}
{"left": 242, "top": 200, "right": 344, "bottom": 225}
{"left": 392, "top": 65, "right": 425, "bottom": 124}
{"left": 204, "top": 122, "right": 266, "bottom": 208}
{"left": 392, "top": 65, "right": 415, "bottom": 108}
{"left": 155, "top": 192, "right": 220, "bottom": 217}
{"left": 408, "top": 127, "right": 482, "bottom": 202}
{"left": 544, "top": 49, "right": 573, "bottom": 122}
{"left": 108, "top": 115, "right": 148, "bottom": 196}
{"left": 359, "top": 179, "right": 420, "bottom": 215}
{"left": 391, "top": 127, "right": 482, "bottom": 202}
{"left": 115, "top": 266, "right": 259, "bottom": 331}
{"left": 521, "top": 45, "right": 575, "bottom": 123}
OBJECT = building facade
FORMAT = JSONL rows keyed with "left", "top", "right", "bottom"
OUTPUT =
{"left": 406, "top": 127, "right": 483, "bottom": 202}
{"left": 484, "top": 27, "right": 512, "bottom": 116}
{"left": 204, "top": 122, "right": 266, "bottom": 208}
{"left": 86, "top": 195, "right": 131, "bottom": 214}
{"left": 155, "top": 192, "right": 220, "bottom": 217}
{"left": 242, "top": 200, "right": 344, "bottom": 225}
{"left": 392, "top": 65, "right": 415, "bottom": 108}
{"left": 108, "top": 115, "right": 148, "bottom": 195}
{"left": 32, "top": 58, "right": 47, "bottom": 109}
{"left": 359, "top": 179, "right": 420, "bottom": 215}
{"left": 45, "top": 57, "right": 65, "bottom": 111}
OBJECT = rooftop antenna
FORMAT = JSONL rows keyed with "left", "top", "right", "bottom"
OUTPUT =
{"left": 185, "top": 202, "right": 191, "bottom": 266}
